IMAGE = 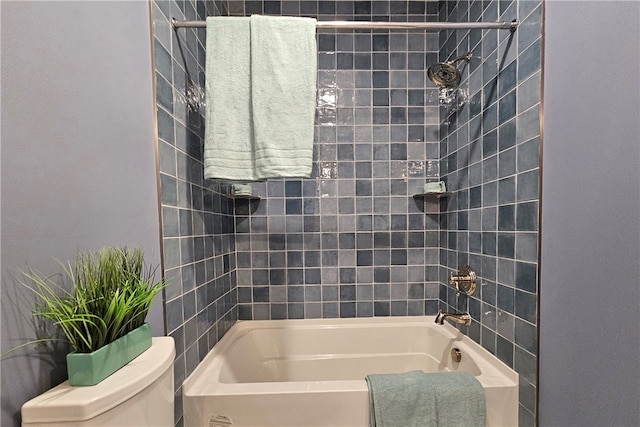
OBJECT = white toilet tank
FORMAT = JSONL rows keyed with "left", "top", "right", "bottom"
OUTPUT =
{"left": 22, "top": 337, "right": 175, "bottom": 427}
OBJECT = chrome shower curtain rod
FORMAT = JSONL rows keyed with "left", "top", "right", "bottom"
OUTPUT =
{"left": 171, "top": 18, "right": 518, "bottom": 31}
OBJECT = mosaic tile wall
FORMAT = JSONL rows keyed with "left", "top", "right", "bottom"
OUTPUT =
{"left": 228, "top": 1, "right": 445, "bottom": 321}
{"left": 151, "top": 1, "right": 238, "bottom": 424}
{"left": 436, "top": 1, "right": 542, "bottom": 425}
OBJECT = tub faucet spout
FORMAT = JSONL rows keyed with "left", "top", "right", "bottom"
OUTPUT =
{"left": 435, "top": 309, "right": 471, "bottom": 326}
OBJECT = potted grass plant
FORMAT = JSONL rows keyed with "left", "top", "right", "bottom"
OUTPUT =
{"left": 20, "top": 246, "right": 164, "bottom": 386}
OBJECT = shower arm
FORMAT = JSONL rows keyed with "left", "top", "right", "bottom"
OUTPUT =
{"left": 447, "top": 53, "right": 473, "bottom": 65}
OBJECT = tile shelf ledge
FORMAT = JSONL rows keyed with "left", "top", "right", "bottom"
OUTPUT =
{"left": 230, "top": 195, "right": 261, "bottom": 200}
{"left": 413, "top": 192, "right": 452, "bottom": 199}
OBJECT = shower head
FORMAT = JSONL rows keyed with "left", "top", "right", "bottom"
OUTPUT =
{"left": 427, "top": 52, "right": 473, "bottom": 88}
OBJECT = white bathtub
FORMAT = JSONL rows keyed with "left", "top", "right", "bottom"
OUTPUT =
{"left": 183, "top": 316, "right": 518, "bottom": 427}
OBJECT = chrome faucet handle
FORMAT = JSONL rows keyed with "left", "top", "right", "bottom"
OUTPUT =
{"left": 449, "top": 265, "right": 477, "bottom": 296}
{"left": 449, "top": 273, "right": 461, "bottom": 295}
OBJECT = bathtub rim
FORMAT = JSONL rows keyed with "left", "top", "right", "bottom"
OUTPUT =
{"left": 183, "top": 315, "right": 518, "bottom": 397}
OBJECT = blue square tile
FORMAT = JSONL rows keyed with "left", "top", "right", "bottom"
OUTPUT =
{"left": 269, "top": 234, "right": 286, "bottom": 250}
{"left": 390, "top": 301, "right": 408, "bottom": 316}
{"left": 481, "top": 326, "right": 496, "bottom": 354}
{"left": 374, "top": 267, "right": 390, "bottom": 283}
{"left": 390, "top": 143, "right": 407, "bottom": 160}
{"left": 238, "top": 304, "right": 252, "bottom": 320}
{"left": 515, "top": 232, "right": 538, "bottom": 262}
{"left": 304, "top": 216, "right": 321, "bottom": 232}
{"left": 515, "top": 318, "right": 537, "bottom": 354}
{"left": 497, "top": 284, "right": 515, "bottom": 313}
{"left": 373, "top": 90, "right": 389, "bottom": 106}
{"left": 339, "top": 284, "right": 356, "bottom": 301}
{"left": 299, "top": 1, "right": 317, "bottom": 14}
{"left": 482, "top": 181, "right": 498, "bottom": 207}
{"left": 317, "top": 35, "right": 335, "bottom": 52}
{"left": 389, "top": 89, "right": 406, "bottom": 106}
{"left": 498, "top": 205, "right": 515, "bottom": 230}
{"left": 498, "top": 176, "right": 516, "bottom": 204}
{"left": 499, "top": 60, "right": 517, "bottom": 97}
{"left": 496, "top": 335, "right": 514, "bottom": 367}
{"left": 253, "top": 287, "right": 269, "bottom": 303}
{"left": 285, "top": 250, "right": 303, "bottom": 267}
{"left": 354, "top": 53, "right": 372, "bottom": 70}
{"left": 322, "top": 251, "right": 339, "bottom": 266}
{"left": 517, "top": 169, "right": 539, "bottom": 201}
{"left": 518, "top": 39, "right": 541, "bottom": 81}
{"left": 517, "top": 137, "right": 540, "bottom": 173}
{"left": 407, "top": 53, "right": 424, "bottom": 70}
{"left": 285, "top": 181, "right": 302, "bottom": 197}
{"left": 354, "top": 1, "right": 371, "bottom": 14}
{"left": 373, "top": 233, "right": 391, "bottom": 248}
{"left": 337, "top": 53, "right": 353, "bottom": 69}
{"left": 305, "top": 268, "right": 321, "bottom": 284}
{"left": 252, "top": 269, "right": 269, "bottom": 285}
{"left": 390, "top": 232, "right": 407, "bottom": 247}
{"left": 288, "top": 269, "right": 304, "bottom": 285}
{"left": 515, "top": 290, "right": 537, "bottom": 324}
{"left": 339, "top": 268, "right": 357, "bottom": 283}
{"left": 357, "top": 301, "right": 374, "bottom": 317}
{"left": 498, "top": 233, "right": 516, "bottom": 259}
{"left": 515, "top": 345, "right": 537, "bottom": 384}
{"left": 408, "top": 1, "right": 425, "bottom": 14}
{"left": 469, "top": 232, "right": 482, "bottom": 253}
{"left": 408, "top": 283, "right": 424, "bottom": 299}
{"left": 372, "top": 71, "right": 389, "bottom": 88}
{"left": 372, "top": 53, "right": 389, "bottom": 70}
{"left": 340, "top": 302, "right": 357, "bottom": 317}
{"left": 372, "top": 35, "right": 389, "bottom": 51}
{"left": 288, "top": 303, "right": 304, "bottom": 319}
{"left": 516, "top": 202, "right": 538, "bottom": 231}
{"left": 306, "top": 285, "right": 321, "bottom": 301}
{"left": 391, "top": 250, "right": 407, "bottom": 265}
{"left": 270, "top": 251, "right": 286, "bottom": 268}
{"left": 389, "top": 1, "right": 407, "bottom": 14}
{"left": 374, "top": 301, "right": 390, "bottom": 316}
{"left": 357, "top": 250, "right": 374, "bottom": 266}
{"left": 322, "top": 302, "right": 340, "bottom": 319}
{"left": 318, "top": 1, "right": 335, "bottom": 14}
{"left": 391, "top": 107, "right": 407, "bottom": 124}
{"left": 499, "top": 147, "right": 517, "bottom": 178}
{"left": 499, "top": 119, "right": 517, "bottom": 151}
{"left": 515, "top": 261, "right": 537, "bottom": 293}
{"left": 470, "top": 186, "right": 482, "bottom": 208}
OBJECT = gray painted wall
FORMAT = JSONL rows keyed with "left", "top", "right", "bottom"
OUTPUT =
{"left": 1, "top": 1, "right": 162, "bottom": 426}
{"left": 540, "top": 1, "right": 640, "bottom": 426}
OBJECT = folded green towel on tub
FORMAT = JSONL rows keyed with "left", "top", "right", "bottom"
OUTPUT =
{"left": 365, "top": 370, "right": 486, "bottom": 427}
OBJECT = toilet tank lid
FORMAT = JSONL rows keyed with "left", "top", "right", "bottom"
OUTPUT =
{"left": 21, "top": 337, "right": 175, "bottom": 424}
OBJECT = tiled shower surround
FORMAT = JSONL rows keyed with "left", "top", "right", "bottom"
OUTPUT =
{"left": 151, "top": 0, "right": 541, "bottom": 425}
{"left": 151, "top": 1, "right": 237, "bottom": 423}
{"left": 437, "top": 1, "right": 541, "bottom": 425}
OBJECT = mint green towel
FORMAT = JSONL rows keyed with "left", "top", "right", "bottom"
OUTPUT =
{"left": 204, "top": 15, "right": 317, "bottom": 181}
{"left": 250, "top": 15, "right": 316, "bottom": 179}
{"left": 365, "top": 371, "right": 486, "bottom": 427}
{"left": 204, "top": 17, "right": 254, "bottom": 181}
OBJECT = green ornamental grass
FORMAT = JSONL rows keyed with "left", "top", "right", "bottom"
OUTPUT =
{"left": 22, "top": 247, "right": 164, "bottom": 353}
